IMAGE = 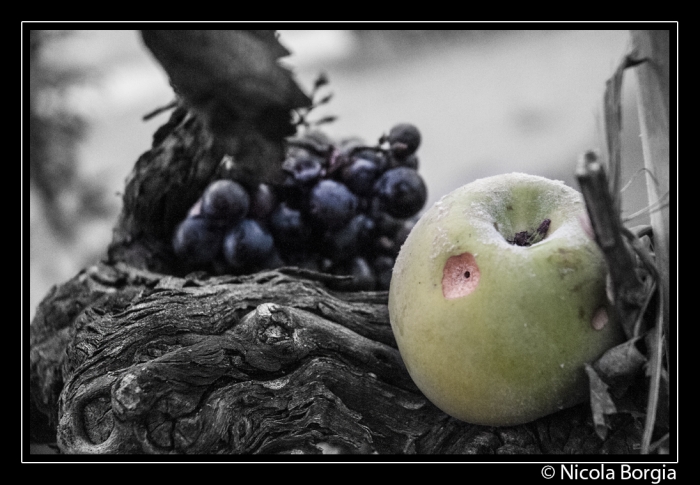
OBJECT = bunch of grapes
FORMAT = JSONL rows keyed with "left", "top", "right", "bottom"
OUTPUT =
{"left": 172, "top": 123, "right": 427, "bottom": 291}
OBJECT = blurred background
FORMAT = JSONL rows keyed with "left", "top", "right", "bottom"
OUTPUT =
{"left": 28, "top": 29, "right": 650, "bottom": 321}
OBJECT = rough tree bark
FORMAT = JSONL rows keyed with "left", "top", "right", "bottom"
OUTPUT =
{"left": 28, "top": 106, "right": 645, "bottom": 456}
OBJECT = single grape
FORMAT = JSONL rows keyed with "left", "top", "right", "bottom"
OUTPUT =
{"left": 200, "top": 179, "right": 250, "bottom": 225}
{"left": 394, "top": 216, "right": 418, "bottom": 248}
{"left": 341, "top": 158, "right": 380, "bottom": 197}
{"left": 269, "top": 202, "right": 312, "bottom": 253}
{"left": 223, "top": 219, "right": 275, "bottom": 270}
{"left": 373, "top": 255, "right": 395, "bottom": 290}
{"left": 277, "top": 149, "right": 322, "bottom": 209}
{"left": 352, "top": 148, "right": 390, "bottom": 173}
{"left": 374, "top": 234, "right": 398, "bottom": 255}
{"left": 390, "top": 152, "right": 419, "bottom": 170}
{"left": 386, "top": 123, "right": 421, "bottom": 158}
{"left": 369, "top": 201, "right": 405, "bottom": 237}
{"left": 248, "top": 183, "right": 277, "bottom": 220}
{"left": 282, "top": 151, "right": 325, "bottom": 186}
{"left": 307, "top": 179, "right": 358, "bottom": 231}
{"left": 277, "top": 177, "right": 307, "bottom": 210}
{"left": 328, "top": 137, "right": 366, "bottom": 174}
{"left": 373, "top": 167, "right": 427, "bottom": 219}
{"left": 172, "top": 216, "right": 224, "bottom": 265}
{"left": 373, "top": 216, "right": 419, "bottom": 257}
{"left": 331, "top": 257, "right": 376, "bottom": 291}
{"left": 322, "top": 213, "right": 375, "bottom": 260}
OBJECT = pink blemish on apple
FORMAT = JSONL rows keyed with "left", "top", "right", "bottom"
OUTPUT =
{"left": 591, "top": 306, "right": 608, "bottom": 330}
{"left": 442, "top": 252, "right": 480, "bottom": 299}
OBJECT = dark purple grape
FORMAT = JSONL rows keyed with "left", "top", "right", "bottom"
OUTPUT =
{"left": 327, "top": 138, "right": 358, "bottom": 175}
{"left": 269, "top": 202, "right": 312, "bottom": 252}
{"left": 373, "top": 255, "right": 395, "bottom": 290}
{"left": 322, "top": 214, "right": 375, "bottom": 259}
{"left": 248, "top": 183, "right": 277, "bottom": 220}
{"left": 223, "top": 219, "right": 275, "bottom": 270}
{"left": 390, "top": 152, "right": 419, "bottom": 170}
{"left": 353, "top": 148, "right": 390, "bottom": 173}
{"left": 341, "top": 158, "right": 380, "bottom": 197}
{"left": 373, "top": 216, "right": 418, "bottom": 257}
{"left": 277, "top": 149, "right": 324, "bottom": 209}
{"left": 394, "top": 216, "right": 418, "bottom": 247}
{"left": 369, "top": 201, "right": 405, "bottom": 237}
{"left": 277, "top": 177, "right": 307, "bottom": 211}
{"left": 282, "top": 150, "right": 325, "bottom": 186}
{"left": 386, "top": 123, "right": 421, "bottom": 158}
{"left": 374, "top": 235, "right": 398, "bottom": 255}
{"left": 200, "top": 179, "right": 250, "bottom": 224}
{"left": 172, "top": 216, "right": 223, "bottom": 265}
{"left": 307, "top": 180, "right": 358, "bottom": 230}
{"left": 331, "top": 257, "right": 376, "bottom": 291}
{"left": 373, "top": 167, "right": 427, "bottom": 219}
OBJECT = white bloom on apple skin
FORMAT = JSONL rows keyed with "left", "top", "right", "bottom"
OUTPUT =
{"left": 389, "top": 172, "right": 623, "bottom": 427}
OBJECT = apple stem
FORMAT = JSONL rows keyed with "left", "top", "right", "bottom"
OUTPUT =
{"left": 507, "top": 218, "right": 551, "bottom": 247}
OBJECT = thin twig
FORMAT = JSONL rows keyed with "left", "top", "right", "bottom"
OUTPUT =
{"left": 648, "top": 433, "right": 669, "bottom": 453}
{"left": 142, "top": 100, "right": 178, "bottom": 121}
{"left": 620, "top": 166, "right": 657, "bottom": 194}
{"left": 641, "top": 295, "right": 665, "bottom": 454}
{"left": 622, "top": 193, "right": 670, "bottom": 223}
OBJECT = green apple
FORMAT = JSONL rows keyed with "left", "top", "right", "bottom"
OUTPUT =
{"left": 388, "top": 172, "right": 623, "bottom": 426}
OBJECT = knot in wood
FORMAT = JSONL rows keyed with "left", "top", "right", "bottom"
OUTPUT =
{"left": 113, "top": 372, "right": 146, "bottom": 418}
{"left": 261, "top": 323, "right": 292, "bottom": 344}
{"left": 253, "top": 303, "right": 295, "bottom": 345}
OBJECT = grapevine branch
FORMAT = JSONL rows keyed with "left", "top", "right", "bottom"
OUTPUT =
{"left": 576, "top": 29, "right": 671, "bottom": 454}
{"left": 576, "top": 151, "right": 646, "bottom": 339}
